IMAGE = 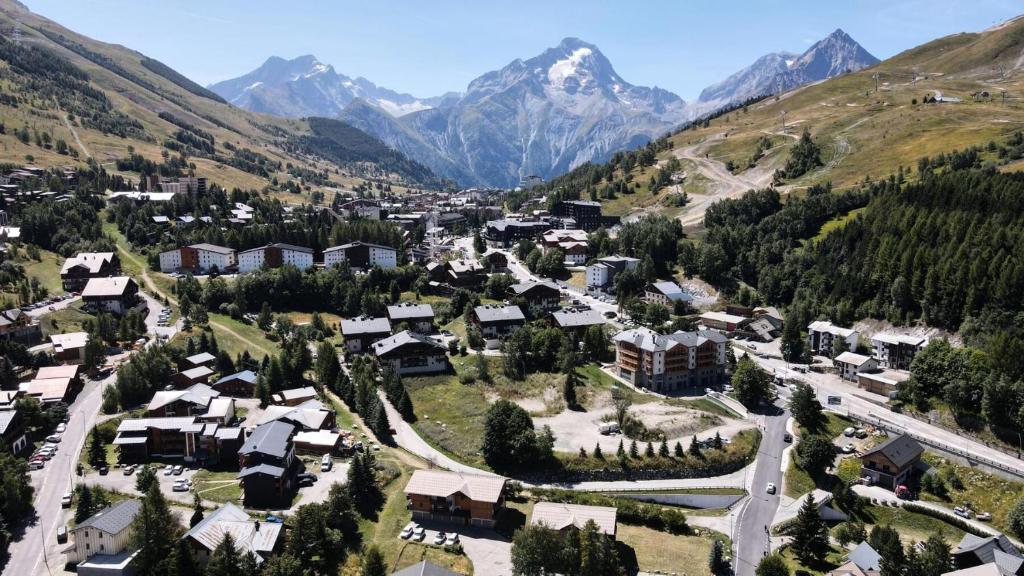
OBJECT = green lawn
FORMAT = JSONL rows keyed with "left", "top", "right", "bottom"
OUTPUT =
{"left": 779, "top": 545, "right": 846, "bottom": 576}
{"left": 169, "top": 313, "right": 279, "bottom": 361}
{"left": 617, "top": 524, "right": 727, "bottom": 576}
{"left": 920, "top": 453, "right": 1024, "bottom": 533}
{"left": 193, "top": 470, "right": 242, "bottom": 503}
{"left": 843, "top": 503, "right": 967, "bottom": 545}
{"left": 0, "top": 247, "right": 65, "bottom": 304}
{"left": 808, "top": 207, "right": 867, "bottom": 244}
{"left": 406, "top": 372, "right": 491, "bottom": 469}
{"left": 40, "top": 302, "right": 95, "bottom": 337}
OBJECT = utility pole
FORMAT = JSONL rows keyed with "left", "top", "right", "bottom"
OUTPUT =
{"left": 780, "top": 110, "right": 787, "bottom": 134}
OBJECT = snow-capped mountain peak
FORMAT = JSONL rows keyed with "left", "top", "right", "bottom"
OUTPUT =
{"left": 208, "top": 55, "right": 446, "bottom": 118}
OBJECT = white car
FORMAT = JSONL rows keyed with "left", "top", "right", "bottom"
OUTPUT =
{"left": 164, "top": 466, "right": 174, "bottom": 476}
{"left": 172, "top": 465, "right": 184, "bottom": 475}
{"left": 46, "top": 434, "right": 62, "bottom": 443}
{"left": 60, "top": 492, "right": 73, "bottom": 508}
{"left": 172, "top": 481, "right": 189, "bottom": 492}
{"left": 400, "top": 522, "right": 417, "bottom": 540}
{"left": 766, "top": 483, "right": 777, "bottom": 495}
{"left": 434, "top": 532, "right": 447, "bottom": 545}
{"left": 413, "top": 526, "right": 426, "bottom": 542}
{"left": 843, "top": 427, "right": 856, "bottom": 437}
{"left": 445, "top": 533, "right": 460, "bottom": 546}
{"left": 320, "top": 454, "right": 332, "bottom": 472}
{"left": 842, "top": 444, "right": 855, "bottom": 454}
{"left": 55, "top": 423, "right": 67, "bottom": 434}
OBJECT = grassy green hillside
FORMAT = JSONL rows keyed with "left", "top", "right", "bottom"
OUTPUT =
{"left": 0, "top": 0, "right": 443, "bottom": 196}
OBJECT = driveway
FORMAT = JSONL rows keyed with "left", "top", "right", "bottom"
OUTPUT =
{"left": 290, "top": 459, "right": 350, "bottom": 511}
{"left": 406, "top": 520, "right": 512, "bottom": 576}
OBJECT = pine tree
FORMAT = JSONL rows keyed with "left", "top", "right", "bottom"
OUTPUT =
{"left": 594, "top": 443, "right": 604, "bottom": 460}
{"left": 713, "top": 432, "right": 723, "bottom": 449}
{"left": 361, "top": 545, "right": 387, "bottom": 576}
{"left": 87, "top": 428, "right": 106, "bottom": 468}
{"left": 645, "top": 442, "right": 655, "bottom": 457}
{"left": 189, "top": 493, "right": 204, "bottom": 528}
{"left": 755, "top": 553, "right": 790, "bottom": 576}
{"left": 616, "top": 439, "right": 625, "bottom": 458}
{"left": 130, "top": 483, "right": 179, "bottom": 575}
{"left": 165, "top": 537, "right": 199, "bottom": 576}
{"left": 564, "top": 373, "right": 578, "bottom": 409}
{"left": 790, "top": 493, "right": 829, "bottom": 565}
{"left": 674, "top": 441, "right": 684, "bottom": 458}
{"left": 658, "top": 439, "right": 669, "bottom": 457}
{"left": 186, "top": 336, "right": 196, "bottom": 357}
{"left": 397, "top": 387, "right": 415, "bottom": 422}
{"left": 205, "top": 533, "right": 242, "bottom": 576}
{"left": 629, "top": 440, "right": 639, "bottom": 458}
{"left": 689, "top": 435, "right": 701, "bottom": 457}
{"left": 709, "top": 539, "right": 726, "bottom": 575}
{"left": 75, "top": 484, "right": 94, "bottom": 524}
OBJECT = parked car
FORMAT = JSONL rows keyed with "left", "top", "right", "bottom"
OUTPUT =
{"left": 766, "top": 483, "right": 777, "bottom": 495}
{"left": 164, "top": 466, "right": 174, "bottom": 476}
{"left": 413, "top": 526, "right": 426, "bottom": 542}
{"left": 843, "top": 427, "right": 856, "bottom": 437}
{"left": 55, "top": 423, "right": 67, "bottom": 434}
{"left": 28, "top": 460, "right": 45, "bottom": 470}
{"left": 953, "top": 506, "right": 972, "bottom": 519}
{"left": 855, "top": 429, "right": 868, "bottom": 439}
{"left": 98, "top": 466, "right": 109, "bottom": 475}
{"left": 400, "top": 522, "right": 417, "bottom": 540}
{"left": 445, "top": 533, "right": 460, "bottom": 546}
{"left": 172, "top": 482, "right": 189, "bottom": 492}
{"left": 123, "top": 465, "right": 135, "bottom": 476}
{"left": 297, "top": 472, "right": 317, "bottom": 483}
{"left": 603, "top": 311, "right": 617, "bottom": 318}
{"left": 434, "top": 531, "right": 447, "bottom": 545}
{"left": 61, "top": 492, "right": 73, "bottom": 508}
{"left": 977, "top": 512, "right": 992, "bottom": 521}
{"left": 320, "top": 454, "right": 333, "bottom": 472}
{"left": 56, "top": 525, "right": 67, "bottom": 543}
{"left": 783, "top": 433, "right": 793, "bottom": 443}
{"left": 842, "top": 444, "right": 855, "bottom": 454}
{"left": 172, "top": 465, "right": 184, "bottom": 475}
{"left": 46, "top": 434, "right": 62, "bottom": 443}
{"left": 265, "top": 515, "right": 284, "bottom": 524}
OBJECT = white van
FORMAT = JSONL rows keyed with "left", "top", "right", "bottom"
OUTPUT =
{"left": 320, "top": 454, "right": 332, "bottom": 472}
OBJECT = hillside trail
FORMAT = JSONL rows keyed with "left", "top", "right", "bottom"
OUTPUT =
{"left": 55, "top": 99, "right": 91, "bottom": 158}
{"left": 114, "top": 241, "right": 272, "bottom": 356}
{"left": 672, "top": 133, "right": 774, "bottom": 227}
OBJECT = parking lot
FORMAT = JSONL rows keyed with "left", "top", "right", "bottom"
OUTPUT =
{"left": 399, "top": 519, "right": 512, "bottom": 576}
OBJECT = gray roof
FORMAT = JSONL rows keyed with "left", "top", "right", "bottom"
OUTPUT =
{"left": 848, "top": 541, "right": 881, "bottom": 571}
{"left": 237, "top": 464, "right": 286, "bottom": 479}
{"left": 552, "top": 308, "right": 606, "bottom": 329}
{"left": 185, "top": 352, "right": 216, "bottom": 365}
{"left": 509, "top": 281, "right": 560, "bottom": 296}
{"left": 613, "top": 327, "right": 727, "bottom": 352}
{"left": 0, "top": 410, "right": 18, "bottom": 435}
{"left": 324, "top": 241, "right": 395, "bottom": 253}
{"left": 341, "top": 316, "right": 392, "bottom": 336}
{"left": 74, "top": 500, "right": 142, "bottom": 535}
{"left": 239, "top": 421, "right": 295, "bottom": 458}
{"left": 474, "top": 304, "right": 525, "bottom": 323}
{"left": 391, "top": 561, "right": 461, "bottom": 576}
{"left": 269, "top": 243, "right": 313, "bottom": 253}
{"left": 214, "top": 370, "right": 257, "bottom": 386}
{"left": 372, "top": 330, "right": 446, "bottom": 356}
{"left": 860, "top": 433, "right": 923, "bottom": 469}
{"left": 954, "top": 534, "right": 1023, "bottom": 566}
{"left": 387, "top": 302, "right": 434, "bottom": 320}
{"left": 189, "top": 243, "right": 235, "bottom": 255}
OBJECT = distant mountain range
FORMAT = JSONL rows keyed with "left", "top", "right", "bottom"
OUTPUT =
{"left": 697, "top": 29, "right": 879, "bottom": 106}
{"left": 210, "top": 31, "right": 879, "bottom": 187}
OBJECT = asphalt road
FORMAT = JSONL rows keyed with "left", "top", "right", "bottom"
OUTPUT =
{"left": 733, "top": 406, "right": 789, "bottom": 576}
{"left": 4, "top": 371, "right": 111, "bottom": 576}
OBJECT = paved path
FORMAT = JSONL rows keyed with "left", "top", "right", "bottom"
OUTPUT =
{"left": 733, "top": 407, "right": 789, "bottom": 576}
{"left": 744, "top": 350, "right": 1024, "bottom": 478}
{"left": 3, "top": 372, "right": 111, "bottom": 576}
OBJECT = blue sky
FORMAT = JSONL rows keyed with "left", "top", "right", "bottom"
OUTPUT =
{"left": 23, "top": 0, "right": 1024, "bottom": 101}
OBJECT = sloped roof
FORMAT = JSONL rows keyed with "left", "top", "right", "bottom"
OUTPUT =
{"left": 860, "top": 434, "right": 923, "bottom": 469}
{"left": 403, "top": 469, "right": 505, "bottom": 503}
{"left": 613, "top": 327, "right": 727, "bottom": 352}
{"left": 391, "top": 561, "right": 461, "bottom": 576}
{"left": 49, "top": 331, "right": 89, "bottom": 351}
{"left": 60, "top": 252, "right": 115, "bottom": 275}
{"left": 0, "top": 410, "right": 19, "bottom": 435}
{"left": 387, "top": 302, "right": 434, "bottom": 320}
{"left": 372, "top": 330, "right": 445, "bottom": 357}
{"left": 324, "top": 241, "right": 395, "bottom": 253}
{"left": 82, "top": 277, "right": 135, "bottom": 298}
{"left": 238, "top": 421, "right": 295, "bottom": 458}
{"left": 213, "top": 370, "right": 257, "bottom": 386}
{"left": 954, "top": 533, "right": 1023, "bottom": 566}
{"left": 508, "top": 281, "right": 560, "bottom": 296}
{"left": 474, "top": 304, "right": 525, "bottom": 323}
{"left": 148, "top": 384, "right": 218, "bottom": 412}
{"left": 552, "top": 308, "right": 605, "bottom": 329}
{"left": 835, "top": 352, "right": 874, "bottom": 366}
{"left": 184, "top": 502, "right": 282, "bottom": 562}
{"left": 847, "top": 541, "right": 881, "bottom": 571}
{"left": 189, "top": 243, "right": 235, "bottom": 255}
{"left": 179, "top": 366, "right": 214, "bottom": 380}
{"left": 341, "top": 316, "right": 392, "bottom": 335}
{"left": 237, "top": 463, "right": 286, "bottom": 479}
{"left": 185, "top": 352, "right": 217, "bottom": 365}
{"left": 258, "top": 400, "right": 331, "bottom": 431}
{"left": 74, "top": 500, "right": 141, "bottom": 535}
{"left": 530, "top": 502, "right": 617, "bottom": 535}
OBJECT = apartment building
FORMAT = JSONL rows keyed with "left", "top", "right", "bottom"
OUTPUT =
{"left": 323, "top": 241, "right": 397, "bottom": 270}
{"left": 807, "top": 320, "right": 860, "bottom": 357}
{"left": 871, "top": 333, "right": 928, "bottom": 370}
{"left": 613, "top": 327, "right": 728, "bottom": 393}
{"left": 237, "top": 243, "right": 314, "bottom": 273}
{"left": 159, "top": 243, "right": 237, "bottom": 274}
